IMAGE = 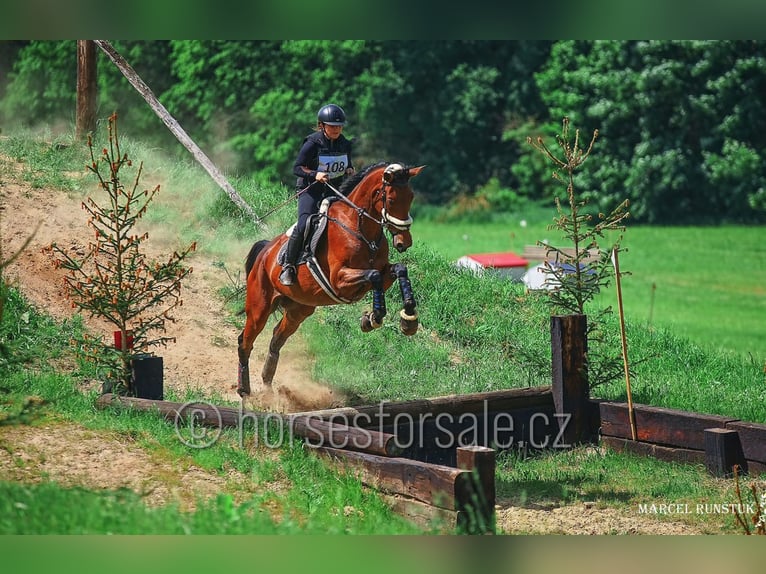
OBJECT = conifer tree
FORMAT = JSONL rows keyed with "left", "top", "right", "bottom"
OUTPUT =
{"left": 46, "top": 113, "right": 196, "bottom": 393}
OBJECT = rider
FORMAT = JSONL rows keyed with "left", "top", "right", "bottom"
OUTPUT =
{"left": 279, "top": 103, "right": 355, "bottom": 286}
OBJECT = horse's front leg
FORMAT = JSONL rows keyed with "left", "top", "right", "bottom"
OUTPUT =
{"left": 360, "top": 269, "right": 387, "bottom": 332}
{"left": 392, "top": 263, "right": 418, "bottom": 335}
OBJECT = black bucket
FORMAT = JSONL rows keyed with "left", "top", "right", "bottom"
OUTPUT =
{"left": 131, "top": 355, "right": 164, "bottom": 400}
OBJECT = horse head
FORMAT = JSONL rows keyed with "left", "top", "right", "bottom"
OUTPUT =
{"left": 381, "top": 163, "right": 425, "bottom": 253}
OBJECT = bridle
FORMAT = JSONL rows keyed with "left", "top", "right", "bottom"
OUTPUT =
{"left": 379, "top": 164, "right": 414, "bottom": 233}
{"left": 325, "top": 163, "right": 414, "bottom": 241}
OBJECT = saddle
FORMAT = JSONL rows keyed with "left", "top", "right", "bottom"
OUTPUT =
{"left": 278, "top": 197, "right": 334, "bottom": 265}
{"left": 277, "top": 197, "right": 352, "bottom": 303}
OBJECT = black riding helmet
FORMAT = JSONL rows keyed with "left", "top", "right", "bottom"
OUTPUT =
{"left": 317, "top": 104, "right": 346, "bottom": 126}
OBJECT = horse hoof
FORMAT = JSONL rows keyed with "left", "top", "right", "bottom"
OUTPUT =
{"left": 237, "top": 387, "right": 250, "bottom": 398}
{"left": 360, "top": 312, "right": 382, "bottom": 332}
{"left": 399, "top": 309, "right": 419, "bottom": 336}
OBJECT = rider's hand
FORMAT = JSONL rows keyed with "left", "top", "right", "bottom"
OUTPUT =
{"left": 315, "top": 171, "right": 329, "bottom": 183}
{"left": 345, "top": 167, "right": 355, "bottom": 176}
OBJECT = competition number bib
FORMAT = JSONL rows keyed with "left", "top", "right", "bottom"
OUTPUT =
{"left": 317, "top": 151, "right": 349, "bottom": 178}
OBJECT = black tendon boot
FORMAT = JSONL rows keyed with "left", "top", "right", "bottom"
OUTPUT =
{"left": 278, "top": 230, "right": 303, "bottom": 286}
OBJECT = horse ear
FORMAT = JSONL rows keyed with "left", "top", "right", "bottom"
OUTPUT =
{"left": 407, "top": 165, "right": 426, "bottom": 178}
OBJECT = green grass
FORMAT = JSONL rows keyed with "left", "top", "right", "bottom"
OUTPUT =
{"left": 413, "top": 214, "right": 766, "bottom": 358}
{"left": 300, "top": 241, "right": 766, "bottom": 422}
{"left": 0, "top": 288, "right": 423, "bottom": 535}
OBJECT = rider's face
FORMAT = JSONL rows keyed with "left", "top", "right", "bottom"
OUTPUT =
{"left": 322, "top": 123, "right": 343, "bottom": 140}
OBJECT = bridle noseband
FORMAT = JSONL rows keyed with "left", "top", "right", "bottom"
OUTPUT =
{"left": 379, "top": 163, "right": 414, "bottom": 233}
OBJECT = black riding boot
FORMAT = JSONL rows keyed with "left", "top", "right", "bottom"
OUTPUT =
{"left": 279, "top": 230, "right": 303, "bottom": 286}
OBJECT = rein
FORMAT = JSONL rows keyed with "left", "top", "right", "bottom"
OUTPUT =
{"left": 255, "top": 180, "right": 319, "bottom": 224}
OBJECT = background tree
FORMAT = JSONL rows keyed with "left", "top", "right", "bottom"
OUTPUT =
{"left": 1, "top": 40, "right": 764, "bottom": 224}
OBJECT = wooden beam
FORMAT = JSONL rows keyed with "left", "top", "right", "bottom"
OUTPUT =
{"left": 290, "top": 386, "right": 554, "bottom": 427}
{"left": 725, "top": 421, "right": 766, "bottom": 464}
{"left": 599, "top": 402, "right": 738, "bottom": 450}
{"left": 310, "top": 445, "right": 469, "bottom": 511}
{"left": 92, "top": 40, "right": 263, "bottom": 228}
{"left": 456, "top": 445, "right": 496, "bottom": 534}
{"left": 551, "top": 314, "right": 591, "bottom": 445}
{"left": 380, "top": 493, "right": 459, "bottom": 531}
{"left": 75, "top": 40, "right": 97, "bottom": 140}
{"left": 96, "top": 393, "right": 401, "bottom": 457}
{"left": 600, "top": 436, "right": 706, "bottom": 465}
{"left": 704, "top": 428, "right": 747, "bottom": 477}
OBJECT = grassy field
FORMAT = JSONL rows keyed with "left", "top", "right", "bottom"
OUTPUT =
{"left": 412, "top": 212, "right": 766, "bottom": 359}
{"left": 2, "top": 131, "right": 765, "bottom": 536}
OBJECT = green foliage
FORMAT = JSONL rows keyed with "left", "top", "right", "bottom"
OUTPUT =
{"left": 533, "top": 40, "right": 766, "bottom": 224}
{"left": 5, "top": 40, "right": 764, "bottom": 224}
{"left": 0, "top": 41, "right": 75, "bottom": 123}
{"left": 45, "top": 114, "right": 196, "bottom": 393}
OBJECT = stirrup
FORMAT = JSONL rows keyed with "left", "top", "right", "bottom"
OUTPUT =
{"left": 279, "top": 265, "right": 296, "bottom": 286}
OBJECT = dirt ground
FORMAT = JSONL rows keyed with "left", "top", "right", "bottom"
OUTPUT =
{"left": 0, "top": 162, "right": 704, "bottom": 534}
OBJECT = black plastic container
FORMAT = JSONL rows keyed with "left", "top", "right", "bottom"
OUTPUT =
{"left": 131, "top": 355, "right": 164, "bottom": 400}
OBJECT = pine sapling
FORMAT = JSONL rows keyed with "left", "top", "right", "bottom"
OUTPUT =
{"left": 527, "top": 117, "right": 631, "bottom": 389}
{"left": 45, "top": 113, "right": 196, "bottom": 394}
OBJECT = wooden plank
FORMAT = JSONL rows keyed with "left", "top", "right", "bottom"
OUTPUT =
{"left": 551, "top": 314, "right": 591, "bottom": 444}
{"left": 309, "top": 445, "right": 469, "bottom": 511}
{"left": 381, "top": 494, "right": 459, "bottom": 531}
{"left": 600, "top": 436, "right": 706, "bottom": 465}
{"left": 456, "top": 446, "right": 496, "bottom": 534}
{"left": 599, "top": 402, "right": 738, "bottom": 450}
{"left": 726, "top": 421, "right": 766, "bottom": 464}
{"left": 290, "top": 386, "right": 553, "bottom": 427}
{"left": 96, "top": 394, "right": 401, "bottom": 457}
{"left": 704, "top": 428, "right": 746, "bottom": 477}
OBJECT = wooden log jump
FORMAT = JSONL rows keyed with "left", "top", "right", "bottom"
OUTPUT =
{"left": 311, "top": 444, "right": 495, "bottom": 533}
{"left": 96, "top": 393, "right": 401, "bottom": 457}
{"left": 599, "top": 400, "right": 766, "bottom": 476}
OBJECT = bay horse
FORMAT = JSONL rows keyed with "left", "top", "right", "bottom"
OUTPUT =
{"left": 237, "top": 162, "right": 426, "bottom": 397}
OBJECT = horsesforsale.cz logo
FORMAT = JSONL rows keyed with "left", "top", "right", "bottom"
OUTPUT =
{"left": 171, "top": 399, "right": 574, "bottom": 451}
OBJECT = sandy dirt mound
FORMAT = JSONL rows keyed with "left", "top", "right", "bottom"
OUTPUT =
{"left": 1, "top": 168, "right": 344, "bottom": 413}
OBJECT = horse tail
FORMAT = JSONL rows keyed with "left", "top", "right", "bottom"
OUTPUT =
{"left": 245, "top": 239, "right": 270, "bottom": 278}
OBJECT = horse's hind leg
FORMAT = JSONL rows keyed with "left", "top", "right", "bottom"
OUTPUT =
{"left": 261, "top": 300, "right": 315, "bottom": 386}
{"left": 238, "top": 306, "right": 270, "bottom": 396}
{"left": 238, "top": 272, "right": 273, "bottom": 397}
{"left": 392, "top": 263, "right": 419, "bottom": 335}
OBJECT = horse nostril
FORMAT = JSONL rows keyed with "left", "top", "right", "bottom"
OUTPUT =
{"left": 396, "top": 243, "right": 407, "bottom": 253}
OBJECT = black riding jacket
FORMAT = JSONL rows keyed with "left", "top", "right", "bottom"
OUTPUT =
{"left": 292, "top": 130, "right": 353, "bottom": 192}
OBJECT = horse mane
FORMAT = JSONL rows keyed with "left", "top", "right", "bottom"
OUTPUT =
{"left": 338, "top": 161, "right": 389, "bottom": 196}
